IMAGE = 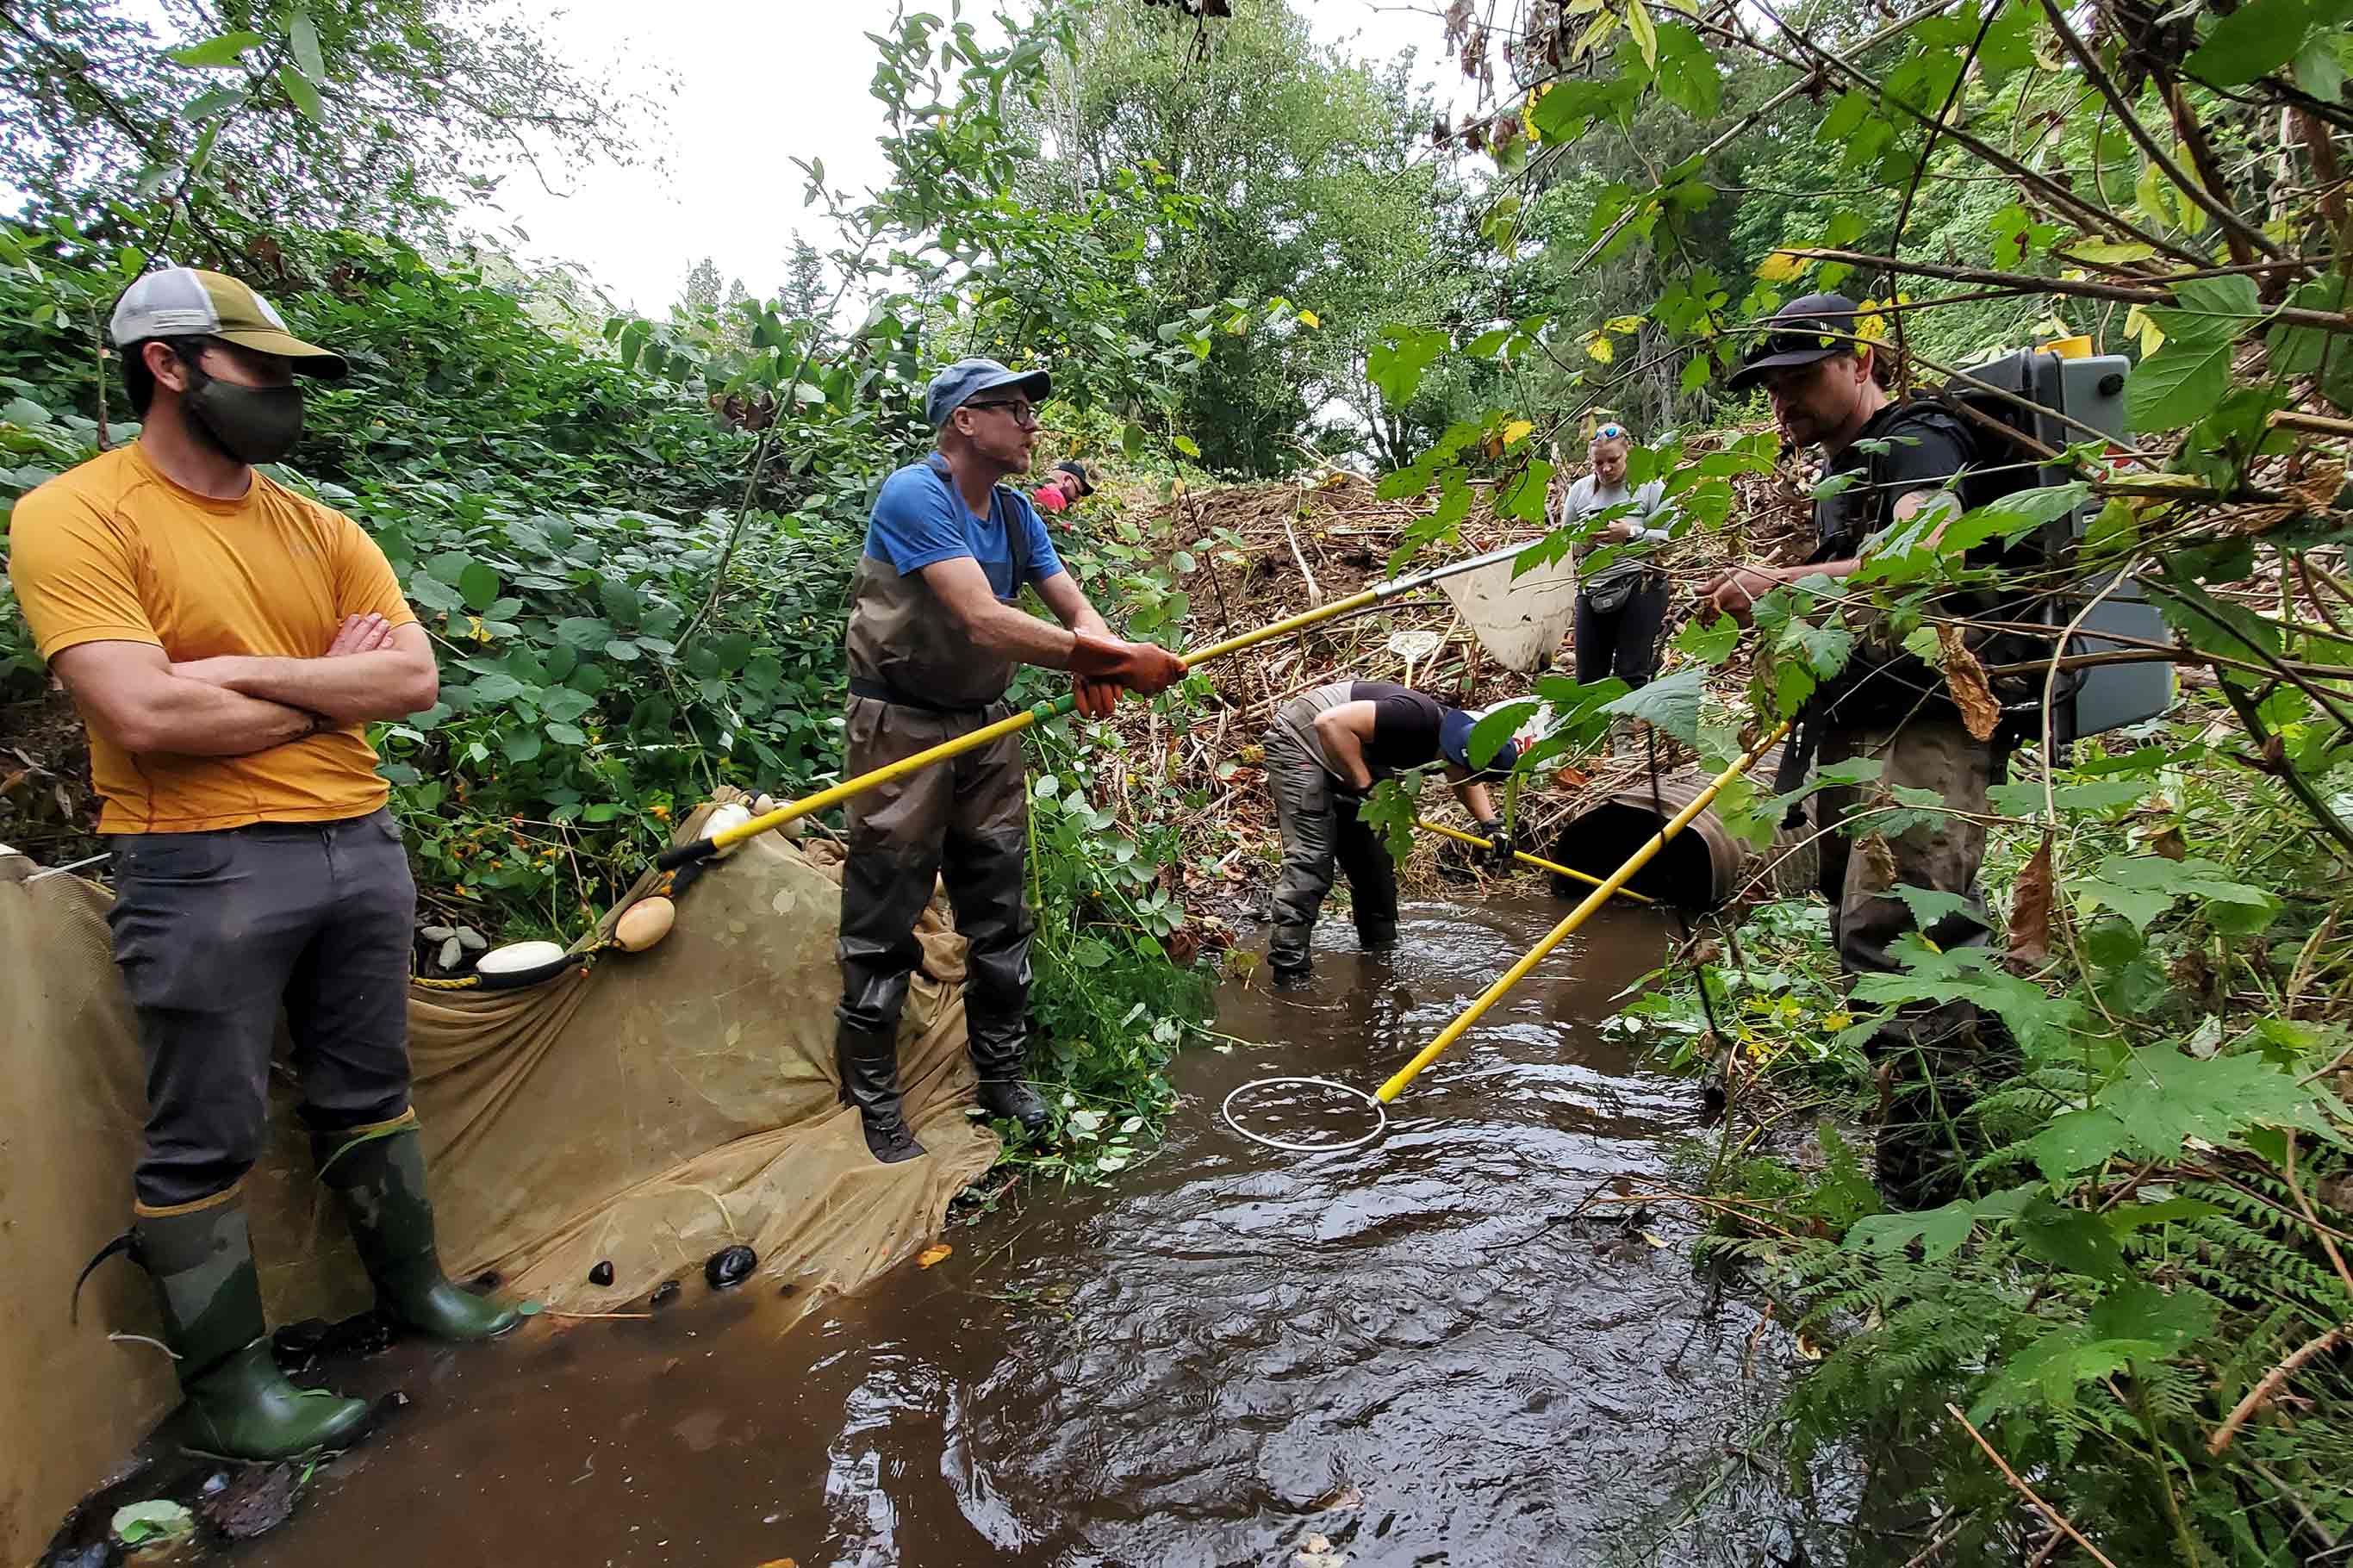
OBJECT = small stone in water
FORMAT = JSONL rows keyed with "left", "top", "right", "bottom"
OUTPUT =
{"left": 588, "top": 1260, "right": 615, "bottom": 1287}
{"left": 197, "top": 1462, "right": 298, "bottom": 1541}
{"left": 650, "top": 1279, "right": 681, "bottom": 1308}
{"left": 704, "top": 1245, "right": 756, "bottom": 1290}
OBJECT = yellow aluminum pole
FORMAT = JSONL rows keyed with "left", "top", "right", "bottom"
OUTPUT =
{"left": 668, "top": 696, "right": 1070, "bottom": 866}
{"left": 1175, "top": 588, "right": 1380, "bottom": 667}
{"left": 670, "top": 541, "right": 1534, "bottom": 868}
{"left": 1375, "top": 721, "right": 1791, "bottom": 1104}
{"left": 674, "top": 595, "right": 1388, "bottom": 867}
{"left": 1414, "top": 817, "right": 1655, "bottom": 905}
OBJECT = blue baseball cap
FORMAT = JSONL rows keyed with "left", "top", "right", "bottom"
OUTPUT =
{"left": 925, "top": 357, "right": 1052, "bottom": 429}
{"left": 1440, "top": 706, "right": 1521, "bottom": 776}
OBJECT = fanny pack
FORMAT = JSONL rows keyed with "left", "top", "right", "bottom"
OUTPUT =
{"left": 1580, "top": 571, "right": 1648, "bottom": 614}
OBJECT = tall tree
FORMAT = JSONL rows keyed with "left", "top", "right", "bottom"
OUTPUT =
{"left": 779, "top": 234, "right": 830, "bottom": 327}
{"left": 1019, "top": 0, "right": 1478, "bottom": 473}
{"left": 0, "top": 0, "right": 658, "bottom": 259}
{"left": 679, "top": 256, "right": 725, "bottom": 315}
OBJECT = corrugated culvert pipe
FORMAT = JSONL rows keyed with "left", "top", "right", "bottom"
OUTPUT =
{"left": 1547, "top": 746, "right": 1818, "bottom": 910}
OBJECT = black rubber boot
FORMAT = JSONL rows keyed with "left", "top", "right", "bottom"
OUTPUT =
{"left": 314, "top": 1123, "right": 520, "bottom": 1341}
{"left": 967, "top": 1006, "right": 1049, "bottom": 1135}
{"left": 837, "top": 1021, "right": 926, "bottom": 1164}
{"left": 1355, "top": 915, "right": 1399, "bottom": 952}
{"left": 135, "top": 1197, "right": 373, "bottom": 1461}
{"left": 1269, "top": 921, "right": 1313, "bottom": 987}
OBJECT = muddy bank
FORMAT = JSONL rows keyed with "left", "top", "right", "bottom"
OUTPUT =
{"left": 103, "top": 896, "right": 1853, "bottom": 1567}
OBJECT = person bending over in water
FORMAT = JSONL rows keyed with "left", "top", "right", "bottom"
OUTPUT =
{"left": 1260, "top": 681, "right": 1522, "bottom": 986}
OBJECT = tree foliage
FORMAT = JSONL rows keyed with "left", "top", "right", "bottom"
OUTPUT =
{"left": 1395, "top": 0, "right": 2353, "bottom": 1559}
{"left": 0, "top": 0, "right": 659, "bottom": 257}
{"left": 1014, "top": 0, "right": 1482, "bottom": 472}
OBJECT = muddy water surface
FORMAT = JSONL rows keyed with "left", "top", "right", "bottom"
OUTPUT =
{"left": 217, "top": 897, "right": 1846, "bottom": 1567}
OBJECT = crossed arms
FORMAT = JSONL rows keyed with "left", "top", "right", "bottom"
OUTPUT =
{"left": 51, "top": 613, "right": 438, "bottom": 757}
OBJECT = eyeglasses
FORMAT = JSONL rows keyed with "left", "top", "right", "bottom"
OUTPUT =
{"left": 1594, "top": 422, "right": 1628, "bottom": 440}
{"left": 963, "top": 399, "right": 1040, "bottom": 428}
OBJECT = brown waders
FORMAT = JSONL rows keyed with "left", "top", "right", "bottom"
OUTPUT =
{"left": 1815, "top": 716, "right": 2010, "bottom": 1209}
{"left": 837, "top": 694, "right": 1043, "bottom": 1163}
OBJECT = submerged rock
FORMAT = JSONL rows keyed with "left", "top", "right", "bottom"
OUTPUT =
{"left": 196, "top": 1463, "right": 298, "bottom": 1541}
{"left": 704, "top": 1244, "right": 756, "bottom": 1290}
{"left": 46, "top": 1544, "right": 115, "bottom": 1568}
{"left": 588, "top": 1260, "right": 615, "bottom": 1287}
{"left": 650, "top": 1279, "right": 681, "bottom": 1309}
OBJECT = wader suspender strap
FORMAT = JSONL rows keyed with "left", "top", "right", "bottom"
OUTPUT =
{"left": 921, "top": 453, "right": 1030, "bottom": 592}
{"left": 848, "top": 457, "right": 1034, "bottom": 713}
{"left": 1771, "top": 444, "right": 1872, "bottom": 817}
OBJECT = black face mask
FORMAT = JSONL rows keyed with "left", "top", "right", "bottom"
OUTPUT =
{"left": 178, "top": 360, "right": 305, "bottom": 465}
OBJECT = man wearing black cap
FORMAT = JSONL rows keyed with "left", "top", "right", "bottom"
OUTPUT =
{"left": 1032, "top": 459, "right": 1093, "bottom": 524}
{"left": 836, "top": 357, "right": 1186, "bottom": 1163}
{"left": 1261, "top": 681, "right": 1520, "bottom": 986}
{"left": 1700, "top": 292, "right": 1998, "bottom": 1209}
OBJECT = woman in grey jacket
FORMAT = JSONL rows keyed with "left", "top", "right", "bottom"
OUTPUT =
{"left": 1563, "top": 422, "right": 1672, "bottom": 688}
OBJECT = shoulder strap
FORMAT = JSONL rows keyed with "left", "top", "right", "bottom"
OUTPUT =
{"left": 922, "top": 453, "right": 1030, "bottom": 589}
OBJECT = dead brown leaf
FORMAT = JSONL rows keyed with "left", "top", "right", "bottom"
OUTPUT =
{"left": 2007, "top": 831, "right": 2053, "bottom": 975}
{"left": 916, "top": 1244, "right": 952, "bottom": 1270}
{"left": 1859, "top": 831, "right": 1899, "bottom": 893}
{"left": 1937, "top": 625, "right": 2001, "bottom": 743}
{"left": 2144, "top": 823, "right": 2187, "bottom": 861}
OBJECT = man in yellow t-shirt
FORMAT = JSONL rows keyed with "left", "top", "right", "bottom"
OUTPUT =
{"left": 9, "top": 267, "right": 515, "bottom": 1461}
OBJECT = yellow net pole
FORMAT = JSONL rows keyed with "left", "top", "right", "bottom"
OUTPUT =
{"left": 675, "top": 597, "right": 1391, "bottom": 866}
{"left": 1413, "top": 817, "right": 1655, "bottom": 905}
{"left": 672, "top": 541, "right": 1535, "bottom": 867}
{"left": 1375, "top": 721, "right": 1792, "bottom": 1104}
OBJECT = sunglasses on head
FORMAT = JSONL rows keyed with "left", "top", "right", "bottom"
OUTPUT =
{"left": 1595, "top": 422, "right": 1628, "bottom": 440}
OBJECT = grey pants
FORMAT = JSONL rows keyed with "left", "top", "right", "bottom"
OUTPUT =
{"left": 1815, "top": 717, "right": 2003, "bottom": 1207}
{"left": 106, "top": 809, "right": 417, "bottom": 1210}
{"left": 1263, "top": 726, "right": 1397, "bottom": 973}
{"left": 836, "top": 697, "right": 1033, "bottom": 1062}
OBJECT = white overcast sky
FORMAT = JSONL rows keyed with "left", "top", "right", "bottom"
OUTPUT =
{"left": 465, "top": 1, "right": 1465, "bottom": 314}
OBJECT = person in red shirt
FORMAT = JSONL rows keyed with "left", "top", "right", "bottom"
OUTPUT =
{"left": 1031, "top": 461, "right": 1092, "bottom": 525}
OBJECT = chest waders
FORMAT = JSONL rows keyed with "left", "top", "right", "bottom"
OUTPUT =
{"left": 836, "top": 457, "right": 1046, "bottom": 1162}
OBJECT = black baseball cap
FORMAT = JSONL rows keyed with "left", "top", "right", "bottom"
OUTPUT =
{"left": 1055, "top": 460, "right": 1094, "bottom": 495}
{"left": 1726, "top": 292, "right": 1864, "bottom": 393}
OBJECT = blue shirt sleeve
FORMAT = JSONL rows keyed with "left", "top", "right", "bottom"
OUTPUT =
{"left": 1010, "top": 491, "right": 1066, "bottom": 586}
{"left": 864, "top": 466, "right": 972, "bottom": 576}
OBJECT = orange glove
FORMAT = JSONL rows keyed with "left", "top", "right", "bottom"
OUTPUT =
{"left": 1069, "top": 631, "right": 1188, "bottom": 695}
{"left": 1073, "top": 675, "right": 1121, "bottom": 720}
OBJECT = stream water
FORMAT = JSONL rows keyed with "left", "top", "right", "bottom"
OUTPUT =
{"left": 159, "top": 895, "right": 1857, "bottom": 1567}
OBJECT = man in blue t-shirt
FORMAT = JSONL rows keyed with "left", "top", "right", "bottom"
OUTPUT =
{"left": 836, "top": 358, "right": 1186, "bottom": 1163}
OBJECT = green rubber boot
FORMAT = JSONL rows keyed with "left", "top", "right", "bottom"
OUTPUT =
{"left": 136, "top": 1197, "right": 373, "bottom": 1460}
{"left": 314, "top": 1123, "right": 520, "bottom": 1341}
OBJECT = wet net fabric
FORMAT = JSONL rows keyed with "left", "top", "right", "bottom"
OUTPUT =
{"left": 0, "top": 795, "right": 996, "bottom": 1559}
